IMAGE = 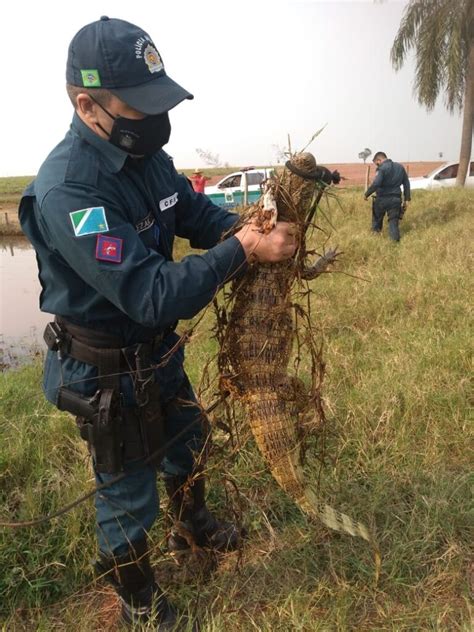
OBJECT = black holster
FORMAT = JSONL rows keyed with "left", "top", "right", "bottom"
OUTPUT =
{"left": 58, "top": 386, "right": 123, "bottom": 473}
{"left": 46, "top": 319, "right": 168, "bottom": 474}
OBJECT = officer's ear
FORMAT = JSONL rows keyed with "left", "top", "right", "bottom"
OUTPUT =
{"left": 76, "top": 93, "right": 100, "bottom": 124}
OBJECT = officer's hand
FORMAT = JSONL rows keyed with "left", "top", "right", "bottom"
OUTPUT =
{"left": 364, "top": 196, "right": 369, "bottom": 202}
{"left": 235, "top": 221, "right": 297, "bottom": 263}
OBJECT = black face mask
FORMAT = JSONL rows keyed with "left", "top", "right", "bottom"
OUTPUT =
{"left": 92, "top": 98, "right": 171, "bottom": 156}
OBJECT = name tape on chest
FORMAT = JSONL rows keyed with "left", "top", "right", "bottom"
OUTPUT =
{"left": 135, "top": 212, "right": 154, "bottom": 233}
{"left": 70, "top": 207, "right": 109, "bottom": 237}
{"left": 159, "top": 192, "right": 178, "bottom": 212}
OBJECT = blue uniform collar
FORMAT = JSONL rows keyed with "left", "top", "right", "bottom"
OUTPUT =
{"left": 71, "top": 113, "right": 128, "bottom": 173}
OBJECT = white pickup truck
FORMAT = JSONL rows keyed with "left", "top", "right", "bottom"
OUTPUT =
{"left": 205, "top": 167, "right": 275, "bottom": 208}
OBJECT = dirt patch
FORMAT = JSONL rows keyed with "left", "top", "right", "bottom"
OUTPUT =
{"left": 0, "top": 206, "right": 23, "bottom": 235}
{"left": 0, "top": 206, "right": 20, "bottom": 221}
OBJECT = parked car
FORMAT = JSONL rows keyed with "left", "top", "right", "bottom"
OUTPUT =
{"left": 409, "top": 161, "right": 474, "bottom": 190}
{"left": 205, "top": 167, "right": 275, "bottom": 208}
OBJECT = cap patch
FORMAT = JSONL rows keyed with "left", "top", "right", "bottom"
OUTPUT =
{"left": 134, "top": 36, "right": 163, "bottom": 74}
{"left": 70, "top": 206, "right": 109, "bottom": 237}
{"left": 96, "top": 235, "right": 123, "bottom": 263}
{"left": 144, "top": 44, "right": 163, "bottom": 74}
{"left": 81, "top": 69, "right": 101, "bottom": 87}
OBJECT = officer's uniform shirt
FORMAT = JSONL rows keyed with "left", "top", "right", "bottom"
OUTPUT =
{"left": 365, "top": 159, "right": 411, "bottom": 201}
{"left": 19, "top": 113, "right": 246, "bottom": 405}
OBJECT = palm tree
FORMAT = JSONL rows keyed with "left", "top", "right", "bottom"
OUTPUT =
{"left": 391, "top": 0, "right": 474, "bottom": 186}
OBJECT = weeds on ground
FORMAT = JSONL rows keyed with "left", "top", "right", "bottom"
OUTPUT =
{"left": 0, "top": 188, "right": 472, "bottom": 630}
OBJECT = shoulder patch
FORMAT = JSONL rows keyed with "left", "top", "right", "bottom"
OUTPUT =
{"left": 70, "top": 207, "right": 109, "bottom": 237}
{"left": 95, "top": 235, "right": 123, "bottom": 263}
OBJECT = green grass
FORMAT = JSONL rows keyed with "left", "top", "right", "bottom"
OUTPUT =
{"left": 0, "top": 176, "right": 35, "bottom": 205}
{"left": 0, "top": 188, "right": 473, "bottom": 630}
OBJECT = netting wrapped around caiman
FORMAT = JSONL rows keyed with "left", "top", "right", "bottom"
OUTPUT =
{"left": 217, "top": 152, "right": 380, "bottom": 572}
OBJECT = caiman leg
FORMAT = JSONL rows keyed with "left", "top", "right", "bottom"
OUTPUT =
{"left": 301, "top": 248, "right": 342, "bottom": 280}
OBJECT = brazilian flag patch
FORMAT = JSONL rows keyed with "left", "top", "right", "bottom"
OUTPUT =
{"left": 69, "top": 206, "right": 109, "bottom": 237}
{"left": 81, "top": 69, "right": 101, "bottom": 87}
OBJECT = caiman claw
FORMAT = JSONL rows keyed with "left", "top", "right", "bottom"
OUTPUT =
{"left": 301, "top": 248, "right": 342, "bottom": 280}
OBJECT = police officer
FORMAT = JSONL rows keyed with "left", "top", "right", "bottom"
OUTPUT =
{"left": 364, "top": 151, "right": 411, "bottom": 242}
{"left": 19, "top": 17, "right": 296, "bottom": 630}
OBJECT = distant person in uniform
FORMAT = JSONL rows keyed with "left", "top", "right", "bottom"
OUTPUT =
{"left": 189, "top": 168, "right": 211, "bottom": 193}
{"left": 19, "top": 16, "right": 297, "bottom": 630}
{"left": 364, "top": 151, "right": 411, "bottom": 242}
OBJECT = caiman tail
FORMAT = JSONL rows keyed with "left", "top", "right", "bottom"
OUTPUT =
{"left": 244, "top": 389, "right": 374, "bottom": 545}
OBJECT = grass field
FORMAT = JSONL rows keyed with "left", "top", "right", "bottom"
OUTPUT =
{"left": 0, "top": 187, "right": 472, "bottom": 630}
{"left": 0, "top": 176, "right": 35, "bottom": 205}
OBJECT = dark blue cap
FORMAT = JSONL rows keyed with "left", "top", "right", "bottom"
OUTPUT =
{"left": 66, "top": 16, "right": 193, "bottom": 115}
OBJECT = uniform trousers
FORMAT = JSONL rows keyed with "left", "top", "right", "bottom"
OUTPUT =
{"left": 94, "top": 374, "right": 203, "bottom": 557}
{"left": 372, "top": 196, "right": 402, "bottom": 241}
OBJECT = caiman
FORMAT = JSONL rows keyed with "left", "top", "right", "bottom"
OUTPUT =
{"left": 219, "top": 152, "right": 379, "bottom": 564}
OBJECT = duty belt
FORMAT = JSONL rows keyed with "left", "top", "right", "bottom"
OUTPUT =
{"left": 44, "top": 317, "right": 174, "bottom": 390}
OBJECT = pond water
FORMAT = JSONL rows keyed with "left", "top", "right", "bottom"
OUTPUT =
{"left": 0, "top": 237, "right": 51, "bottom": 368}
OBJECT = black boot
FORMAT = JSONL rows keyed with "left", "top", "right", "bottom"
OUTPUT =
{"left": 164, "top": 475, "right": 243, "bottom": 553}
{"left": 95, "top": 538, "right": 198, "bottom": 630}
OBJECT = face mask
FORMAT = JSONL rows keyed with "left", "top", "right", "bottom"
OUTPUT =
{"left": 92, "top": 97, "right": 171, "bottom": 156}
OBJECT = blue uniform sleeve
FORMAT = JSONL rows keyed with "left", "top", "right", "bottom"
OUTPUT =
{"left": 173, "top": 172, "right": 239, "bottom": 249}
{"left": 365, "top": 167, "right": 384, "bottom": 198}
{"left": 37, "top": 184, "right": 247, "bottom": 329}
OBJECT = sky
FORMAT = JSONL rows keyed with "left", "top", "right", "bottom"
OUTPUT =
{"left": 0, "top": 0, "right": 465, "bottom": 176}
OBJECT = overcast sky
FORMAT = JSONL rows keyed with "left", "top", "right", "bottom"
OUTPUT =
{"left": 0, "top": 0, "right": 465, "bottom": 176}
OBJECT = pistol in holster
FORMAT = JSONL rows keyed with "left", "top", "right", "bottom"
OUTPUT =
{"left": 57, "top": 387, "right": 123, "bottom": 473}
